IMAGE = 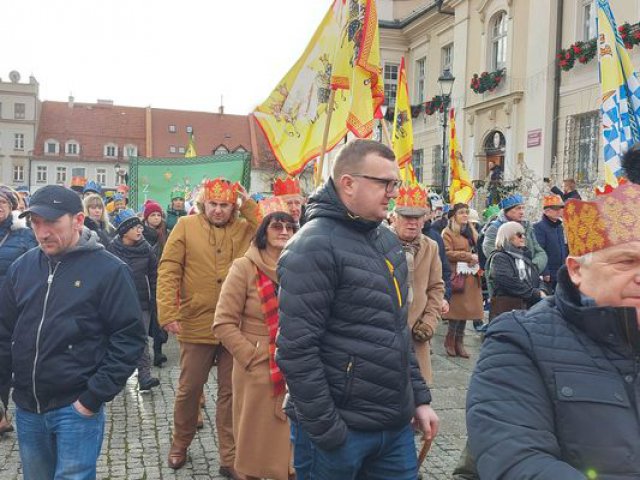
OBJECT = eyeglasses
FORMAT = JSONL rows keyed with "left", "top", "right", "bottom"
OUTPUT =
{"left": 269, "top": 221, "right": 298, "bottom": 233}
{"left": 514, "top": 232, "right": 525, "bottom": 238}
{"left": 349, "top": 174, "right": 402, "bottom": 193}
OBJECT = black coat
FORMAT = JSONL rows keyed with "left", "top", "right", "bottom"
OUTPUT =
{"left": 276, "top": 180, "right": 430, "bottom": 451}
{"left": 0, "top": 229, "right": 145, "bottom": 414}
{"left": 487, "top": 245, "right": 542, "bottom": 305}
{"left": 107, "top": 237, "right": 157, "bottom": 312}
{"left": 468, "top": 266, "right": 640, "bottom": 479}
{"left": 533, "top": 214, "right": 568, "bottom": 283}
{"left": 551, "top": 185, "right": 582, "bottom": 202}
{"left": 84, "top": 217, "right": 114, "bottom": 248}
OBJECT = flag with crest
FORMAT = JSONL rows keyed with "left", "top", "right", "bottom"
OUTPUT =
{"left": 391, "top": 57, "right": 414, "bottom": 175}
{"left": 448, "top": 108, "right": 474, "bottom": 204}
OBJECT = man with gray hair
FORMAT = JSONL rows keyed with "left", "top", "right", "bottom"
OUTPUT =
{"left": 467, "top": 182, "right": 640, "bottom": 477}
{"left": 276, "top": 139, "right": 439, "bottom": 479}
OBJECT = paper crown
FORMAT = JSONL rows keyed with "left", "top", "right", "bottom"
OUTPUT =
{"left": 170, "top": 186, "right": 186, "bottom": 200}
{"left": 543, "top": 194, "right": 564, "bottom": 208}
{"left": 257, "top": 197, "right": 289, "bottom": 222}
{"left": 564, "top": 182, "right": 640, "bottom": 256}
{"left": 71, "top": 176, "right": 87, "bottom": 187}
{"left": 273, "top": 177, "right": 301, "bottom": 197}
{"left": 395, "top": 185, "right": 428, "bottom": 215}
{"left": 202, "top": 178, "right": 239, "bottom": 203}
{"left": 83, "top": 180, "right": 102, "bottom": 195}
{"left": 595, "top": 177, "right": 628, "bottom": 196}
{"left": 499, "top": 194, "right": 524, "bottom": 211}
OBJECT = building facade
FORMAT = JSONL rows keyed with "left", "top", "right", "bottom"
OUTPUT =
{"left": 0, "top": 71, "right": 40, "bottom": 189}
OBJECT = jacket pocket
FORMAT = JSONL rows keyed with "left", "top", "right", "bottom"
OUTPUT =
{"left": 339, "top": 355, "right": 356, "bottom": 407}
{"left": 554, "top": 370, "right": 630, "bottom": 407}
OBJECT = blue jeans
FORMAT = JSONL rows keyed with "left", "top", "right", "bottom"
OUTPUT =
{"left": 16, "top": 403, "right": 105, "bottom": 480}
{"left": 291, "top": 422, "right": 417, "bottom": 480}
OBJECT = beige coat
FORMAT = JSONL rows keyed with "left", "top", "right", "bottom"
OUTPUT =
{"left": 408, "top": 235, "right": 445, "bottom": 383}
{"left": 156, "top": 200, "right": 258, "bottom": 344}
{"left": 212, "top": 245, "right": 291, "bottom": 480}
{"left": 442, "top": 226, "right": 484, "bottom": 321}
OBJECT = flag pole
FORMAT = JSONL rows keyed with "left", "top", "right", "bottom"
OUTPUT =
{"left": 315, "top": 89, "right": 337, "bottom": 186}
{"left": 380, "top": 117, "right": 392, "bottom": 147}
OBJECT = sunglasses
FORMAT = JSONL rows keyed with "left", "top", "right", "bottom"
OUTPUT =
{"left": 514, "top": 232, "right": 525, "bottom": 238}
{"left": 269, "top": 221, "right": 298, "bottom": 233}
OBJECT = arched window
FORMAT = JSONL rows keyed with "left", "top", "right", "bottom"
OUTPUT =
{"left": 65, "top": 140, "right": 80, "bottom": 156}
{"left": 124, "top": 144, "right": 138, "bottom": 158}
{"left": 213, "top": 145, "right": 229, "bottom": 155}
{"left": 104, "top": 143, "right": 118, "bottom": 158}
{"left": 490, "top": 11, "right": 508, "bottom": 70}
{"left": 45, "top": 139, "right": 59, "bottom": 155}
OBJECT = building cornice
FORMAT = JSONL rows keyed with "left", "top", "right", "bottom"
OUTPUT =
{"left": 379, "top": 2, "right": 439, "bottom": 29}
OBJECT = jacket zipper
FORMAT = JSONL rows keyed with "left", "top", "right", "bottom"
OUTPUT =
{"left": 32, "top": 261, "right": 60, "bottom": 413}
{"left": 342, "top": 356, "right": 355, "bottom": 406}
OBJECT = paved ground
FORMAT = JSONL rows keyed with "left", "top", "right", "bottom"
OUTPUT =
{"left": 0, "top": 323, "right": 482, "bottom": 479}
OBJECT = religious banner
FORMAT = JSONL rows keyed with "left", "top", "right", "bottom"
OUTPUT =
{"left": 128, "top": 153, "right": 251, "bottom": 211}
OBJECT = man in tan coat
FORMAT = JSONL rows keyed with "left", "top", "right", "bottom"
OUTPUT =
{"left": 392, "top": 185, "right": 445, "bottom": 383}
{"left": 157, "top": 178, "right": 258, "bottom": 478}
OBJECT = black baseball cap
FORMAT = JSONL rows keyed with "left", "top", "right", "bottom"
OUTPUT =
{"left": 19, "top": 185, "right": 83, "bottom": 220}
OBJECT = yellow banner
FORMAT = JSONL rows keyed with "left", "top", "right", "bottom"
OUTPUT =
{"left": 448, "top": 108, "right": 474, "bottom": 204}
{"left": 392, "top": 57, "right": 413, "bottom": 169}
{"left": 185, "top": 132, "right": 197, "bottom": 158}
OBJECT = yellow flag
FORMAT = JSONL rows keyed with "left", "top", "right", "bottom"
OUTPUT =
{"left": 448, "top": 108, "right": 474, "bottom": 204}
{"left": 391, "top": 57, "right": 413, "bottom": 169}
{"left": 185, "top": 132, "right": 197, "bottom": 158}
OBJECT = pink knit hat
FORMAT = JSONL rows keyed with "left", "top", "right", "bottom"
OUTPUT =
{"left": 143, "top": 201, "right": 163, "bottom": 221}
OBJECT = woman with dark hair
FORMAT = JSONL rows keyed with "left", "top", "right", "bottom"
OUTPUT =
{"left": 213, "top": 199, "right": 297, "bottom": 480}
{"left": 442, "top": 203, "right": 484, "bottom": 358}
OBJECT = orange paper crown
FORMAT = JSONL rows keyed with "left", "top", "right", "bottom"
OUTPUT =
{"left": 395, "top": 185, "right": 428, "bottom": 215}
{"left": 273, "top": 177, "right": 301, "bottom": 197}
{"left": 202, "top": 178, "right": 239, "bottom": 203}
{"left": 564, "top": 182, "right": 640, "bottom": 256}
{"left": 257, "top": 197, "right": 289, "bottom": 223}
{"left": 595, "top": 177, "right": 628, "bottom": 196}
{"left": 543, "top": 194, "right": 564, "bottom": 208}
{"left": 71, "top": 176, "right": 87, "bottom": 187}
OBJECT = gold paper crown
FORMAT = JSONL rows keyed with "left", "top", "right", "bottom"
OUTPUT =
{"left": 273, "top": 176, "right": 301, "bottom": 197}
{"left": 564, "top": 182, "right": 640, "bottom": 256}
{"left": 543, "top": 194, "right": 564, "bottom": 208}
{"left": 203, "top": 178, "right": 239, "bottom": 203}
{"left": 395, "top": 185, "right": 428, "bottom": 214}
{"left": 257, "top": 197, "right": 289, "bottom": 223}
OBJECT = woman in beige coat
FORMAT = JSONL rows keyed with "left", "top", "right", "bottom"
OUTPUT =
{"left": 213, "top": 203, "right": 297, "bottom": 480}
{"left": 442, "top": 203, "right": 484, "bottom": 358}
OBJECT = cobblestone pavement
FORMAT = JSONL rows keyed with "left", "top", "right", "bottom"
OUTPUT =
{"left": 0, "top": 323, "right": 481, "bottom": 479}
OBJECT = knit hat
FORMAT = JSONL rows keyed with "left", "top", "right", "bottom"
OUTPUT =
{"left": 143, "top": 201, "right": 163, "bottom": 221}
{"left": 0, "top": 185, "right": 18, "bottom": 210}
{"left": 499, "top": 194, "right": 524, "bottom": 212}
{"left": 113, "top": 209, "right": 142, "bottom": 236}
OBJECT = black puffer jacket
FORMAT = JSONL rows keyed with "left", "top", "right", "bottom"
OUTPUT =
{"left": 276, "top": 180, "right": 431, "bottom": 451}
{"left": 487, "top": 244, "right": 542, "bottom": 305}
{"left": 108, "top": 237, "right": 157, "bottom": 312}
{"left": 468, "top": 266, "right": 640, "bottom": 479}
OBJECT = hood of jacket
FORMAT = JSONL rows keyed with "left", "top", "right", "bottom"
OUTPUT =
{"left": 49, "top": 227, "right": 103, "bottom": 262}
{"left": 109, "top": 236, "right": 152, "bottom": 258}
{"left": 245, "top": 244, "right": 277, "bottom": 282}
{"left": 305, "top": 179, "right": 381, "bottom": 233}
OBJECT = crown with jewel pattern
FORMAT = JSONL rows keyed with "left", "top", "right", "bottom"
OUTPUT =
{"left": 395, "top": 185, "right": 429, "bottom": 216}
{"left": 564, "top": 182, "right": 640, "bottom": 256}
{"left": 257, "top": 196, "right": 289, "bottom": 223}
{"left": 273, "top": 176, "right": 302, "bottom": 197}
{"left": 202, "top": 178, "right": 239, "bottom": 203}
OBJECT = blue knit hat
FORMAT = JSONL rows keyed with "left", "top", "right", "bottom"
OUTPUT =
{"left": 499, "top": 194, "right": 524, "bottom": 211}
{"left": 83, "top": 180, "right": 102, "bottom": 196}
{"left": 113, "top": 209, "right": 142, "bottom": 236}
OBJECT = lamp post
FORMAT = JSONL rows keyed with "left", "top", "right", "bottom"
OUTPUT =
{"left": 438, "top": 68, "right": 455, "bottom": 195}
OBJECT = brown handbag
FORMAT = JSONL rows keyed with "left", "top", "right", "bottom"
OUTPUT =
{"left": 489, "top": 295, "right": 527, "bottom": 320}
{"left": 451, "top": 273, "right": 465, "bottom": 294}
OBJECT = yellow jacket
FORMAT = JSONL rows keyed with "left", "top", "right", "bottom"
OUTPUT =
{"left": 157, "top": 200, "right": 259, "bottom": 344}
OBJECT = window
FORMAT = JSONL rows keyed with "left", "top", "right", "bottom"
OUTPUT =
{"left": 116, "top": 171, "right": 127, "bottom": 185}
{"left": 415, "top": 58, "right": 426, "bottom": 104}
{"left": 214, "top": 145, "right": 228, "bottom": 155}
{"left": 14, "top": 103, "right": 25, "bottom": 120}
{"left": 13, "top": 165, "right": 24, "bottom": 183}
{"left": 412, "top": 149, "right": 424, "bottom": 184}
{"left": 36, "top": 166, "right": 47, "bottom": 183}
{"left": 234, "top": 146, "right": 247, "bottom": 153}
{"left": 582, "top": 0, "right": 596, "bottom": 41}
{"left": 72, "top": 167, "right": 86, "bottom": 178}
{"left": 169, "top": 145, "right": 177, "bottom": 154}
{"left": 432, "top": 145, "right": 444, "bottom": 187}
{"left": 124, "top": 145, "right": 137, "bottom": 158}
{"left": 490, "top": 11, "right": 508, "bottom": 70}
{"left": 178, "top": 146, "right": 186, "bottom": 154}
{"left": 564, "top": 111, "right": 599, "bottom": 184}
{"left": 104, "top": 144, "right": 118, "bottom": 158}
{"left": 66, "top": 141, "right": 79, "bottom": 155}
{"left": 14, "top": 133, "right": 24, "bottom": 150}
{"left": 384, "top": 63, "right": 399, "bottom": 108}
{"left": 56, "top": 166, "right": 67, "bottom": 184}
{"left": 168, "top": 125, "right": 177, "bottom": 133}
{"left": 96, "top": 168, "right": 107, "bottom": 185}
{"left": 186, "top": 126, "right": 193, "bottom": 133}
{"left": 441, "top": 44, "right": 453, "bottom": 75}
{"left": 45, "top": 139, "right": 59, "bottom": 155}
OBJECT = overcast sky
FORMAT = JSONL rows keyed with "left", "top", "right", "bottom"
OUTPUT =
{"left": 3, "top": 0, "right": 330, "bottom": 115}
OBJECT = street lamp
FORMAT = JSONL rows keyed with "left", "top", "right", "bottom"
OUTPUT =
{"left": 438, "top": 68, "right": 455, "bottom": 195}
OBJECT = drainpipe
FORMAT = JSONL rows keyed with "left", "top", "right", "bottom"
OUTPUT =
{"left": 550, "top": 0, "right": 564, "bottom": 178}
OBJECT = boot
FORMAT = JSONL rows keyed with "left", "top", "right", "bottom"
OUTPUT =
{"left": 444, "top": 331, "right": 457, "bottom": 357}
{"left": 153, "top": 353, "right": 167, "bottom": 367}
{"left": 455, "top": 336, "right": 470, "bottom": 358}
{"left": 139, "top": 377, "right": 160, "bottom": 391}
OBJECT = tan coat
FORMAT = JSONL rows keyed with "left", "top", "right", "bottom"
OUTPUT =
{"left": 408, "top": 235, "right": 445, "bottom": 384}
{"left": 157, "top": 200, "right": 259, "bottom": 344}
{"left": 212, "top": 245, "right": 291, "bottom": 480}
{"left": 442, "top": 226, "right": 484, "bottom": 321}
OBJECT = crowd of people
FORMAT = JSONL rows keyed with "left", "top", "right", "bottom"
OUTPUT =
{"left": 1, "top": 138, "right": 639, "bottom": 479}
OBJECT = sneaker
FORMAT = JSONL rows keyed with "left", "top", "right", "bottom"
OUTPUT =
{"left": 139, "top": 377, "right": 160, "bottom": 391}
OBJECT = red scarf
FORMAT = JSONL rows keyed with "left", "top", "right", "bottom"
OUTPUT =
{"left": 255, "top": 268, "right": 285, "bottom": 397}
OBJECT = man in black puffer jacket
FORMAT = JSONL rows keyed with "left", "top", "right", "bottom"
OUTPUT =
{"left": 467, "top": 182, "right": 640, "bottom": 479}
{"left": 276, "top": 140, "right": 438, "bottom": 479}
